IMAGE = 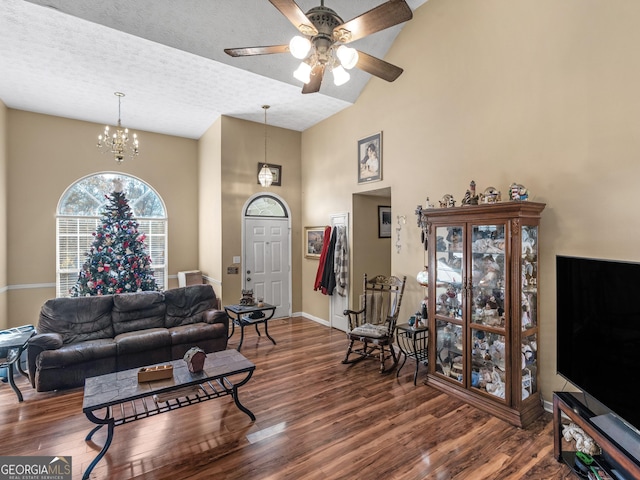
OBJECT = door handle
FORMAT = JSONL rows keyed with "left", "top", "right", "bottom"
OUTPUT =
{"left": 247, "top": 277, "right": 251, "bottom": 282}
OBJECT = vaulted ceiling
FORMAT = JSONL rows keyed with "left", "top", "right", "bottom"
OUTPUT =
{"left": 0, "top": 0, "right": 427, "bottom": 138}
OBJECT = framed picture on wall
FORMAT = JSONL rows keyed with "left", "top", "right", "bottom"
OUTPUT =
{"left": 378, "top": 206, "right": 392, "bottom": 238}
{"left": 357, "top": 132, "right": 382, "bottom": 184}
{"left": 304, "top": 226, "right": 326, "bottom": 259}
{"left": 256, "top": 163, "right": 282, "bottom": 186}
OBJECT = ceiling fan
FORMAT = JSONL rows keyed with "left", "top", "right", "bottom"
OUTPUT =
{"left": 224, "top": 0, "right": 413, "bottom": 94}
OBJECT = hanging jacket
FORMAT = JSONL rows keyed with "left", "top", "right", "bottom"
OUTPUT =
{"left": 314, "top": 226, "right": 332, "bottom": 291}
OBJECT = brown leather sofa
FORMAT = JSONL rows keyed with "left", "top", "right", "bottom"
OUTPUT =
{"left": 27, "top": 284, "right": 229, "bottom": 392}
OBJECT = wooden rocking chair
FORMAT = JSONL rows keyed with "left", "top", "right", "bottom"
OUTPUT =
{"left": 342, "top": 274, "right": 407, "bottom": 373}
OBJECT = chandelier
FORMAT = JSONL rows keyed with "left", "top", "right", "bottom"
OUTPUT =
{"left": 258, "top": 105, "right": 274, "bottom": 188}
{"left": 97, "top": 92, "right": 139, "bottom": 163}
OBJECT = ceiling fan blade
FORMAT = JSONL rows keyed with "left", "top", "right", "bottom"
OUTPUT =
{"left": 355, "top": 51, "right": 404, "bottom": 82}
{"left": 269, "top": 0, "right": 318, "bottom": 36}
{"left": 224, "top": 45, "right": 290, "bottom": 57}
{"left": 334, "top": 0, "right": 413, "bottom": 44}
{"left": 302, "top": 65, "right": 325, "bottom": 94}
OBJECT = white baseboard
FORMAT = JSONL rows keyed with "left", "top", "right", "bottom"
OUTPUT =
{"left": 298, "top": 311, "right": 330, "bottom": 327}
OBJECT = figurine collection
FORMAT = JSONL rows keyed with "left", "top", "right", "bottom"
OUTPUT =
{"left": 419, "top": 180, "right": 530, "bottom": 213}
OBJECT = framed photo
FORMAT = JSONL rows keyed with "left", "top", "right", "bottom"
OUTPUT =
{"left": 378, "top": 206, "right": 392, "bottom": 238}
{"left": 357, "top": 132, "right": 382, "bottom": 184}
{"left": 304, "top": 226, "right": 326, "bottom": 259}
{"left": 257, "top": 163, "right": 282, "bottom": 186}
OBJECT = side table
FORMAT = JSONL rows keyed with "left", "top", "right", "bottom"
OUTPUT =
{"left": 396, "top": 323, "right": 428, "bottom": 385}
{"left": 224, "top": 303, "right": 277, "bottom": 351}
{"left": 0, "top": 324, "right": 36, "bottom": 402}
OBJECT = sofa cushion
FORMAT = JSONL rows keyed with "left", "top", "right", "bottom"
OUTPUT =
{"left": 36, "top": 338, "right": 117, "bottom": 369}
{"left": 169, "top": 323, "right": 228, "bottom": 359}
{"left": 115, "top": 328, "right": 171, "bottom": 354}
{"left": 38, "top": 295, "right": 114, "bottom": 344}
{"left": 168, "top": 322, "right": 226, "bottom": 346}
{"left": 164, "top": 284, "right": 219, "bottom": 328}
{"left": 112, "top": 291, "right": 166, "bottom": 335}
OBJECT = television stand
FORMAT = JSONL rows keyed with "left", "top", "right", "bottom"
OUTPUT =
{"left": 553, "top": 392, "right": 640, "bottom": 479}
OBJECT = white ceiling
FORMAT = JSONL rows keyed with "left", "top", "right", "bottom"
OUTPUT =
{"left": 0, "top": 0, "right": 426, "bottom": 139}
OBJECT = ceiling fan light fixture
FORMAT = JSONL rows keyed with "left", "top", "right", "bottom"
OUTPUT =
{"left": 293, "top": 62, "right": 312, "bottom": 84}
{"left": 336, "top": 45, "right": 359, "bottom": 70}
{"left": 289, "top": 35, "right": 311, "bottom": 59}
{"left": 332, "top": 65, "right": 350, "bottom": 86}
{"left": 224, "top": 0, "right": 413, "bottom": 93}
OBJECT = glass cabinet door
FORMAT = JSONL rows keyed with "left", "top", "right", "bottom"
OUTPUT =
{"left": 435, "top": 320, "right": 464, "bottom": 383}
{"left": 470, "top": 224, "right": 506, "bottom": 328}
{"left": 469, "top": 223, "right": 508, "bottom": 398}
{"left": 434, "top": 225, "right": 464, "bottom": 384}
{"left": 471, "top": 328, "right": 507, "bottom": 398}
{"left": 434, "top": 226, "right": 464, "bottom": 320}
{"left": 521, "top": 225, "right": 539, "bottom": 399}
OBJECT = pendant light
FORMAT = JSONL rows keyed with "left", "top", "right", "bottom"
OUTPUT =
{"left": 258, "top": 105, "right": 274, "bottom": 187}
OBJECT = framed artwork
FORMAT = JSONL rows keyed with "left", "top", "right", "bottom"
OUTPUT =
{"left": 357, "top": 132, "right": 382, "bottom": 184}
{"left": 304, "top": 226, "right": 326, "bottom": 259}
{"left": 378, "top": 206, "right": 392, "bottom": 238}
{"left": 257, "top": 163, "right": 282, "bottom": 186}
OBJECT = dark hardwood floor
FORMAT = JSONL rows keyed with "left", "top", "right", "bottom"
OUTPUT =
{"left": 0, "top": 317, "right": 574, "bottom": 479}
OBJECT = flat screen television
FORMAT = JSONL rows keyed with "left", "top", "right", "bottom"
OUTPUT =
{"left": 556, "top": 255, "right": 640, "bottom": 437}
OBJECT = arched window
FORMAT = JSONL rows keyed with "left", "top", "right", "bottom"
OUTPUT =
{"left": 57, "top": 172, "right": 168, "bottom": 297}
{"left": 244, "top": 195, "right": 288, "bottom": 217}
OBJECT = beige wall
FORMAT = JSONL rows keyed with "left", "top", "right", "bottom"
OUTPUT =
{"left": 5, "top": 109, "right": 200, "bottom": 328}
{"left": 0, "top": 100, "right": 7, "bottom": 329}
{"left": 198, "top": 116, "right": 223, "bottom": 300}
{"left": 218, "top": 115, "right": 303, "bottom": 311}
{"left": 300, "top": 0, "right": 640, "bottom": 404}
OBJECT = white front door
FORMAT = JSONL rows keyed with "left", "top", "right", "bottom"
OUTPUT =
{"left": 244, "top": 217, "right": 290, "bottom": 318}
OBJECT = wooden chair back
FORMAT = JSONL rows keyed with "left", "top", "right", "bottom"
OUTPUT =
{"left": 353, "top": 274, "right": 406, "bottom": 333}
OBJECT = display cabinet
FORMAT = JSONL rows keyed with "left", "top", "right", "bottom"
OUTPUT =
{"left": 418, "top": 201, "right": 545, "bottom": 427}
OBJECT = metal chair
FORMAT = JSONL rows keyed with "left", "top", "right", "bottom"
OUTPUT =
{"left": 342, "top": 274, "right": 407, "bottom": 373}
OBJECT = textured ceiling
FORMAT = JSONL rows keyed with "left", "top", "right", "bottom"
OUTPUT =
{"left": 0, "top": 0, "right": 426, "bottom": 139}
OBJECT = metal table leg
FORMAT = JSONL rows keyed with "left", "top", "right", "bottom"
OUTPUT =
{"left": 83, "top": 409, "right": 115, "bottom": 480}
{"left": 2, "top": 349, "right": 24, "bottom": 402}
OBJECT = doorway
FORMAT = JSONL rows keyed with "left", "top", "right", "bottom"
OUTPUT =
{"left": 351, "top": 187, "right": 392, "bottom": 311}
{"left": 242, "top": 193, "right": 292, "bottom": 318}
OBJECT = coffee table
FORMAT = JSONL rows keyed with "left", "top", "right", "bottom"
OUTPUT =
{"left": 224, "top": 303, "right": 277, "bottom": 351}
{"left": 0, "top": 324, "right": 36, "bottom": 402}
{"left": 81, "top": 349, "right": 255, "bottom": 480}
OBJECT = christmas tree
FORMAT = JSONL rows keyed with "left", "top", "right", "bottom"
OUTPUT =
{"left": 70, "top": 179, "right": 159, "bottom": 296}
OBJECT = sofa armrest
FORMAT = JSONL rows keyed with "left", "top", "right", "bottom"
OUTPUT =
{"left": 29, "top": 332, "right": 64, "bottom": 350}
{"left": 27, "top": 333, "right": 64, "bottom": 387}
{"left": 203, "top": 309, "right": 229, "bottom": 328}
